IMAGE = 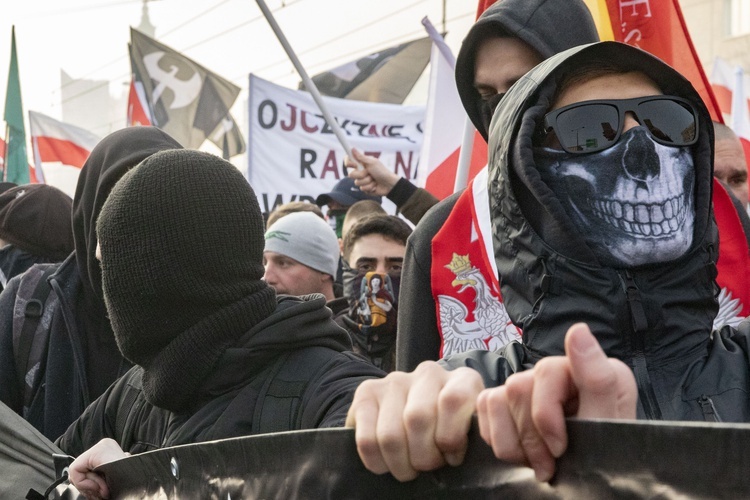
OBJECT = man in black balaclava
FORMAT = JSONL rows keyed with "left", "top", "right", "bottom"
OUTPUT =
{"left": 0, "top": 127, "right": 182, "bottom": 441}
{"left": 59, "top": 150, "right": 384, "bottom": 499}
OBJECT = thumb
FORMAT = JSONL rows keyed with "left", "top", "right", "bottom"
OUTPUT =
{"left": 564, "top": 323, "right": 624, "bottom": 419}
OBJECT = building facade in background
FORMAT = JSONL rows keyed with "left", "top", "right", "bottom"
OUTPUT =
{"left": 681, "top": 0, "right": 750, "bottom": 73}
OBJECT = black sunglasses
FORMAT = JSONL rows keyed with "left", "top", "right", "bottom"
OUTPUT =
{"left": 541, "top": 95, "right": 699, "bottom": 154}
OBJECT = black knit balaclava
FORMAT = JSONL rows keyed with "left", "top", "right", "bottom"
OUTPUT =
{"left": 97, "top": 149, "right": 277, "bottom": 412}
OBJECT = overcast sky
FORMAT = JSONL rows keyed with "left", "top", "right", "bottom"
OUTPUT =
{"left": 0, "top": 0, "right": 476, "bottom": 129}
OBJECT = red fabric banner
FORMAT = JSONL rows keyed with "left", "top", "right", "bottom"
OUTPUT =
{"left": 602, "top": 0, "right": 723, "bottom": 123}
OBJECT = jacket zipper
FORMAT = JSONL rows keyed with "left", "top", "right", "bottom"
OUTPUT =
{"left": 621, "top": 270, "right": 663, "bottom": 420}
{"left": 698, "top": 395, "right": 722, "bottom": 422}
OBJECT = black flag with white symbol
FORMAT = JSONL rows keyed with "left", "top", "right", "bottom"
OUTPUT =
{"left": 130, "top": 28, "right": 241, "bottom": 150}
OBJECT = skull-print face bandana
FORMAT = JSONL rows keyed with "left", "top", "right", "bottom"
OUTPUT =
{"left": 534, "top": 126, "right": 695, "bottom": 267}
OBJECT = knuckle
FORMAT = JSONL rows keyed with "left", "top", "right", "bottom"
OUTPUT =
{"left": 403, "top": 405, "right": 433, "bottom": 434}
{"left": 355, "top": 434, "right": 380, "bottom": 457}
{"left": 377, "top": 430, "right": 406, "bottom": 456}
{"left": 437, "top": 387, "right": 471, "bottom": 413}
{"left": 435, "top": 431, "right": 467, "bottom": 453}
{"left": 413, "top": 360, "right": 442, "bottom": 376}
{"left": 479, "top": 386, "right": 507, "bottom": 410}
{"left": 504, "top": 372, "right": 532, "bottom": 400}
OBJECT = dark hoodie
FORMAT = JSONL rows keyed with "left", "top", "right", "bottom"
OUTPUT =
{"left": 73, "top": 127, "right": 184, "bottom": 402}
{"left": 396, "top": 0, "right": 599, "bottom": 371}
{"left": 455, "top": 0, "right": 599, "bottom": 141}
{"left": 0, "top": 127, "right": 183, "bottom": 440}
{"left": 444, "top": 42, "right": 750, "bottom": 423}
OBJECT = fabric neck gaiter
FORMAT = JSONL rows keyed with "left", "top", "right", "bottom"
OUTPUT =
{"left": 534, "top": 126, "right": 695, "bottom": 267}
{"left": 342, "top": 261, "right": 400, "bottom": 370}
{"left": 327, "top": 209, "right": 347, "bottom": 239}
{"left": 479, "top": 92, "right": 506, "bottom": 136}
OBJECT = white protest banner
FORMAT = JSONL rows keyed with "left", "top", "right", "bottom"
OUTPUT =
{"left": 248, "top": 74, "right": 424, "bottom": 215}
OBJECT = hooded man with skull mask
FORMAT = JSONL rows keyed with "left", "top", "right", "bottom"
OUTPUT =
{"left": 347, "top": 41, "right": 750, "bottom": 484}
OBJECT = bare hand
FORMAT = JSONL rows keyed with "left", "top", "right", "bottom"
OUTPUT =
{"left": 345, "top": 148, "right": 400, "bottom": 196}
{"left": 476, "top": 323, "right": 637, "bottom": 482}
{"left": 346, "top": 361, "right": 484, "bottom": 482}
{"left": 69, "top": 438, "right": 130, "bottom": 499}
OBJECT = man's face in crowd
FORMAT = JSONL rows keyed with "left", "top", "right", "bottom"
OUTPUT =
{"left": 347, "top": 234, "right": 405, "bottom": 277}
{"left": 326, "top": 200, "right": 349, "bottom": 239}
{"left": 714, "top": 136, "right": 749, "bottom": 208}
{"left": 263, "top": 251, "right": 329, "bottom": 296}
{"left": 474, "top": 36, "right": 544, "bottom": 102}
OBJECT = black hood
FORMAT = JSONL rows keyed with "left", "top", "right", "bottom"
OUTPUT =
{"left": 455, "top": 0, "right": 599, "bottom": 141}
{"left": 71, "top": 127, "right": 182, "bottom": 309}
{"left": 487, "top": 42, "right": 717, "bottom": 360}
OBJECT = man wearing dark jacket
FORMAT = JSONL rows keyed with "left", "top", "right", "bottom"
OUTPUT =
{"left": 396, "top": 0, "right": 600, "bottom": 371}
{"left": 0, "top": 127, "right": 182, "bottom": 441}
{"left": 61, "top": 149, "right": 384, "bottom": 499}
{"left": 349, "top": 41, "right": 750, "bottom": 483}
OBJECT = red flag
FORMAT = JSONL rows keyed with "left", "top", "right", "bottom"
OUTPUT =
{"left": 127, "top": 79, "right": 152, "bottom": 127}
{"left": 29, "top": 111, "right": 100, "bottom": 197}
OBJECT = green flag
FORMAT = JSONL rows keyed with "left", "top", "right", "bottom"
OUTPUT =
{"left": 4, "top": 26, "right": 29, "bottom": 184}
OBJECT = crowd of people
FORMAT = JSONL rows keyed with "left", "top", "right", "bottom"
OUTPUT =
{"left": 2, "top": 0, "right": 750, "bottom": 497}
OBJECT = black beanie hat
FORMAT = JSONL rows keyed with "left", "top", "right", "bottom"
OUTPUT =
{"left": 97, "top": 149, "right": 277, "bottom": 411}
{"left": 0, "top": 184, "right": 74, "bottom": 260}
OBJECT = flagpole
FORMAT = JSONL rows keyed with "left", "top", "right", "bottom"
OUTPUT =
{"left": 1, "top": 125, "right": 7, "bottom": 181}
{"left": 421, "top": 17, "right": 455, "bottom": 68}
{"left": 421, "top": 16, "right": 476, "bottom": 193}
{"left": 255, "top": 0, "right": 360, "bottom": 169}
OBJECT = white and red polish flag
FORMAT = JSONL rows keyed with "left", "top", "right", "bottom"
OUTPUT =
{"left": 29, "top": 111, "right": 100, "bottom": 197}
{"left": 417, "top": 18, "right": 487, "bottom": 200}
{"left": 711, "top": 58, "right": 750, "bottom": 204}
{"left": 711, "top": 57, "right": 735, "bottom": 122}
{"left": 729, "top": 66, "right": 750, "bottom": 174}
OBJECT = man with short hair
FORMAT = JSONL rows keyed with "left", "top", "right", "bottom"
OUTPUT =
{"left": 334, "top": 215, "right": 411, "bottom": 372}
{"left": 263, "top": 211, "right": 340, "bottom": 301}
{"left": 340, "top": 200, "right": 386, "bottom": 251}
{"left": 713, "top": 122, "right": 749, "bottom": 210}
